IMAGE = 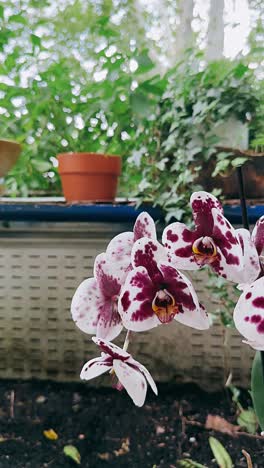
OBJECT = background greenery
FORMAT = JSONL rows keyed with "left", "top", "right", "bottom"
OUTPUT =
{"left": 0, "top": 0, "right": 263, "bottom": 208}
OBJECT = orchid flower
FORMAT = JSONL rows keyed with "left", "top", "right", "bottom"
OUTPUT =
{"left": 252, "top": 215, "right": 264, "bottom": 271}
{"left": 71, "top": 212, "right": 156, "bottom": 340}
{"left": 233, "top": 216, "right": 264, "bottom": 350}
{"left": 119, "top": 238, "right": 209, "bottom": 331}
{"left": 105, "top": 211, "right": 157, "bottom": 283}
{"left": 80, "top": 337, "right": 158, "bottom": 407}
{"left": 234, "top": 276, "right": 264, "bottom": 351}
{"left": 162, "top": 191, "right": 259, "bottom": 283}
{"left": 71, "top": 253, "right": 123, "bottom": 341}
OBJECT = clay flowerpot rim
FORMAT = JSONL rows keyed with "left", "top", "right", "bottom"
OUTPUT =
{"left": 57, "top": 152, "right": 120, "bottom": 158}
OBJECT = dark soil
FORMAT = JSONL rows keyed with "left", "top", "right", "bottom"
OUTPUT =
{"left": 0, "top": 380, "right": 263, "bottom": 468}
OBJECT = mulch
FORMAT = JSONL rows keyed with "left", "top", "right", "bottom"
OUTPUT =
{"left": 0, "top": 380, "right": 263, "bottom": 467}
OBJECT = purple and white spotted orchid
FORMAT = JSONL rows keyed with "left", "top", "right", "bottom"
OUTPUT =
{"left": 71, "top": 252, "right": 123, "bottom": 341}
{"left": 105, "top": 211, "right": 157, "bottom": 283}
{"left": 234, "top": 276, "right": 264, "bottom": 351}
{"left": 80, "top": 337, "right": 157, "bottom": 407}
{"left": 119, "top": 238, "right": 209, "bottom": 331}
{"left": 252, "top": 215, "right": 264, "bottom": 272}
{"left": 71, "top": 212, "right": 157, "bottom": 341}
{"left": 163, "top": 191, "right": 259, "bottom": 283}
{"left": 234, "top": 216, "right": 264, "bottom": 350}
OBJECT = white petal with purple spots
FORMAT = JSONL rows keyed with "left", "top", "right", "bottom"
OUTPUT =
{"left": 113, "top": 359, "right": 148, "bottom": 407}
{"left": 80, "top": 355, "right": 112, "bottom": 380}
{"left": 234, "top": 276, "right": 264, "bottom": 351}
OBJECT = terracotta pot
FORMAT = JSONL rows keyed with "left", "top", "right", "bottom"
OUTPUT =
{"left": 0, "top": 139, "right": 21, "bottom": 177}
{"left": 57, "top": 152, "right": 122, "bottom": 202}
{"left": 199, "top": 157, "right": 264, "bottom": 199}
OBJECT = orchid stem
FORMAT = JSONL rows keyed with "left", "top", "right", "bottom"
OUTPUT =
{"left": 123, "top": 330, "right": 132, "bottom": 352}
{"left": 236, "top": 166, "right": 264, "bottom": 380}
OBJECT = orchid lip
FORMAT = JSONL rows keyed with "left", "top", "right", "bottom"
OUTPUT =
{"left": 192, "top": 236, "right": 217, "bottom": 264}
{"left": 152, "top": 288, "right": 178, "bottom": 324}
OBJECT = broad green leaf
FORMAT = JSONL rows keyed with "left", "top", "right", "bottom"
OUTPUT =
{"left": 251, "top": 351, "right": 264, "bottom": 431}
{"left": 209, "top": 437, "right": 233, "bottom": 468}
{"left": 63, "top": 445, "right": 81, "bottom": 465}
{"left": 0, "top": 6, "right": 4, "bottom": 20}
{"left": 231, "top": 157, "right": 247, "bottom": 168}
{"left": 31, "top": 160, "right": 51, "bottom": 172}
{"left": 9, "top": 14, "right": 27, "bottom": 25}
{"left": 237, "top": 409, "right": 258, "bottom": 434}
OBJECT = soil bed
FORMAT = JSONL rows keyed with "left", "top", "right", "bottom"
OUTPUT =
{"left": 0, "top": 380, "right": 263, "bottom": 467}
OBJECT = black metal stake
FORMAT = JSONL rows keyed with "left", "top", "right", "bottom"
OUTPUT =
{"left": 236, "top": 166, "right": 264, "bottom": 378}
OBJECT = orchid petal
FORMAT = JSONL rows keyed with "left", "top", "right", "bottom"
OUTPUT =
{"left": 113, "top": 359, "right": 147, "bottom": 407}
{"left": 71, "top": 278, "right": 102, "bottom": 335}
{"left": 158, "top": 263, "right": 210, "bottom": 330}
{"left": 234, "top": 276, "right": 264, "bottom": 351}
{"left": 128, "top": 357, "right": 158, "bottom": 395}
{"left": 252, "top": 215, "right": 264, "bottom": 256}
{"left": 211, "top": 208, "right": 243, "bottom": 282}
{"left": 235, "top": 228, "right": 261, "bottom": 285}
{"left": 162, "top": 222, "right": 200, "bottom": 270}
{"left": 80, "top": 355, "right": 112, "bottom": 380}
{"left": 133, "top": 212, "right": 157, "bottom": 241}
{"left": 131, "top": 238, "right": 167, "bottom": 280}
{"left": 191, "top": 191, "right": 223, "bottom": 236}
{"left": 94, "top": 253, "right": 122, "bottom": 297}
{"left": 105, "top": 232, "right": 135, "bottom": 283}
{"left": 118, "top": 266, "right": 160, "bottom": 331}
{"left": 96, "top": 301, "right": 123, "bottom": 341}
{"left": 92, "top": 337, "right": 131, "bottom": 360}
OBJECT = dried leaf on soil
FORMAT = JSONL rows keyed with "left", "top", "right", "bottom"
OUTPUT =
{"left": 209, "top": 436, "right": 233, "bottom": 468}
{"left": 63, "top": 445, "right": 81, "bottom": 465}
{"left": 113, "top": 437, "right": 130, "bottom": 456}
{"left": 205, "top": 415, "right": 239, "bottom": 435}
{"left": 43, "top": 429, "right": 58, "bottom": 440}
{"left": 98, "top": 452, "right": 111, "bottom": 461}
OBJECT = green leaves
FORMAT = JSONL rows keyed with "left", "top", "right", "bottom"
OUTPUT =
{"left": 251, "top": 351, "right": 264, "bottom": 431}
{"left": 237, "top": 409, "right": 258, "bottom": 434}
{"left": 177, "top": 460, "right": 207, "bottom": 468}
{"left": 63, "top": 445, "right": 81, "bottom": 465}
{"left": 209, "top": 437, "right": 233, "bottom": 468}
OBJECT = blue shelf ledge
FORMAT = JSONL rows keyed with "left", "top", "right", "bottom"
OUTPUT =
{"left": 0, "top": 198, "right": 263, "bottom": 224}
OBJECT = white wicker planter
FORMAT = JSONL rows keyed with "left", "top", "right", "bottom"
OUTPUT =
{"left": 0, "top": 220, "right": 253, "bottom": 389}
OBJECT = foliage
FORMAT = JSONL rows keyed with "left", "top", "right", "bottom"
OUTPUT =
{"left": 209, "top": 437, "right": 233, "bottom": 468}
{"left": 251, "top": 351, "right": 264, "bottom": 431}
{"left": 132, "top": 54, "right": 263, "bottom": 223}
{"left": 0, "top": 0, "right": 163, "bottom": 196}
{"left": 228, "top": 385, "right": 258, "bottom": 434}
{"left": 207, "top": 272, "right": 240, "bottom": 328}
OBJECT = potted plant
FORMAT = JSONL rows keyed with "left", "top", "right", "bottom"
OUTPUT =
{"left": 57, "top": 152, "right": 122, "bottom": 202}
{"left": 0, "top": 139, "right": 21, "bottom": 177}
{"left": 0, "top": 139, "right": 21, "bottom": 194}
{"left": 132, "top": 57, "right": 264, "bottom": 222}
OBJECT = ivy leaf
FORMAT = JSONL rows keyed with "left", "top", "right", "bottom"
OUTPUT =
{"left": 135, "top": 50, "right": 155, "bottom": 74}
{"left": 231, "top": 157, "right": 247, "bottom": 167}
{"left": 251, "top": 351, "right": 264, "bottom": 431}
{"left": 63, "top": 445, "right": 81, "bottom": 465}
{"left": 9, "top": 14, "right": 27, "bottom": 25}
{"left": 209, "top": 437, "right": 233, "bottom": 468}
{"left": 31, "top": 34, "right": 41, "bottom": 48}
